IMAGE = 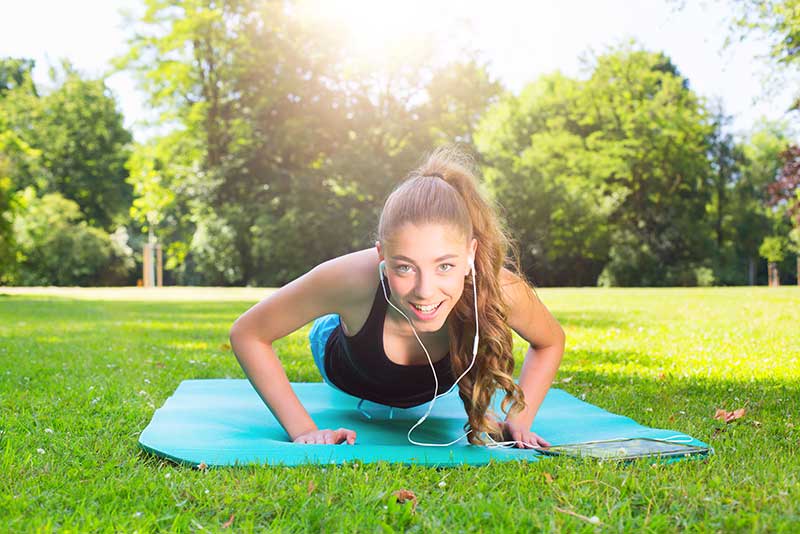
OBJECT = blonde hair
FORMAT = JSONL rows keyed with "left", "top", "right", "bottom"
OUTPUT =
{"left": 377, "top": 145, "right": 526, "bottom": 444}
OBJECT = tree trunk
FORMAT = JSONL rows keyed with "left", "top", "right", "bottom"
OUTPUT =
{"left": 748, "top": 257, "right": 756, "bottom": 286}
{"left": 797, "top": 256, "right": 799, "bottom": 286}
{"left": 768, "top": 262, "right": 780, "bottom": 287}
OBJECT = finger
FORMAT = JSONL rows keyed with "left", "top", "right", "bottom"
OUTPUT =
{"left": 528, "top": 433, "right": 550, "bottom": 448}
{"left": 527, "top": 439, "right": 544, "bottom": 450}
{"left": 332, "top": 429, "right": 347, "bottom": 444}
{"left": 510, "top": 431, "right": 526, "bottom": 448}
{"left": 334, "top": 428, "right": 356, "bottom": 445}
{"left": 520, "top": 434, "right": 540, "bottom": 449}
{"left": 323, "top": 432, "right": 334, "bottom": 445}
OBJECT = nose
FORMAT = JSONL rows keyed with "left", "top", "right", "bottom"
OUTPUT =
{"left": 413, "top": 270, "right": 436, "bottom": 301}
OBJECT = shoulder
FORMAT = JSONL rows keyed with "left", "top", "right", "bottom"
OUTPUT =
{"left": 498, "top": 267, "right": 534, "bottom": 308}
{"left": 310, "top": 248, "right": 381, "bottom": 306}
{"left": 230, "top": 248, "right": 380, "bottom": 343}
{"left": 497, "top": 267, "right": 564, "bottom": 348}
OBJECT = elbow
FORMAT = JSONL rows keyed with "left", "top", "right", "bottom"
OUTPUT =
{"left": 557, "top": 326, "right": 566, "bottom": 359}
{"left": 229, "top": 317, "right": 272, "bottom": 353}
{"left": 229, "top": 317, "right": 248, "bottom": 350}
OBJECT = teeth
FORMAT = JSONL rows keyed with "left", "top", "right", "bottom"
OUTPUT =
{"left": 413, "top": 303, "right": 439, "bottom": 313}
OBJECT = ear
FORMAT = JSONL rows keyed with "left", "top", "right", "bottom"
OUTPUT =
{"left": 375, "top": 240, "right": 384, "bottom": 262}
{"left": 467, "top": 237, "right": 478, "bottom": 274}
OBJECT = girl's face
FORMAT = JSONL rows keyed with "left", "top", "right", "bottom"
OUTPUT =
{"left": 377, "top": 223, "right": 477, "bottom": 333}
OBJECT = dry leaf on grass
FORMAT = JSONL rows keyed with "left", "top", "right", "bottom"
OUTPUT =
{"left": 714, "top": 408, "right": 746, "bottom": 423}
{"left": 307, "top": 480, "right": 316, "bottom": 495}
{"left": 543, "top": 472, "right": 554, "bottom": 483}
{"left": 393, "top": 490, "right": 418, "bottom": 511}
{"left": 220, "top": 343, "right": 231, "bottom": 351}
{"left": 222, "top": 514, "right": 235, "bottom": 528}
{"left": 197, "top": 462, "right": 208, "bottom": 471}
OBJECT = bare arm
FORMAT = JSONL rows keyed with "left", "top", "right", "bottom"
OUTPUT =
{"left": 229, "top": 252, "right": 373, "bottom": 442}
{"left": 500, "top": 270, "right": 566, "bottom": 447}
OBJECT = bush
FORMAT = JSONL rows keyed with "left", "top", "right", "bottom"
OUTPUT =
{"left": 187, "top": 210, "right": 242, "bottom": 285}
{"left": 11, "top": 188, "right": 134, "bottom": 286}
{"left": 597, "top": 230, "right": 661, "bottom": 287}
{"left": 598, "top": 229, "right": 716, "bottom": 287}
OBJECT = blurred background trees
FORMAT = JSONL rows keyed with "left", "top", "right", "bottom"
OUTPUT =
{"left": 0, "top": 0, "right": 798, "bottom": 287}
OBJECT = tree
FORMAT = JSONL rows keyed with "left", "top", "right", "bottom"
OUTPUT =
{"left": 423, "top": 58, "right": 504, "bottom": 146}
{"left": 0, "top": 59, "right": 40, "bottom": 282}
{"left": 759, "top": 235, "right": 787, "bottom": 286}
{"left": 475, "top": 72, "right": 613, "bottom": 285}
{"left": 476, "top": 44, "right": 714, "bottom": 286}
{"left": 769, "top": 144, "right": 800, "bottom": 283}
{"left": 119, "top": 0, "right": 501, "bottom": 286}
{"left": 4, "top": 62, "right": 133, "bottom": 229}
{"left": 0, "top": 57, "right": 37, "bottom": 97}
{"left": 728, "top": 0, "right": 800, "bottom": 108}
{"left": 729, "top": 119, "right": 794, "bottom": 284}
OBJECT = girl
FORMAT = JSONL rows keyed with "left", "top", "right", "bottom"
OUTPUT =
{"left": 229, "top": 146, "right": 565, "bottom": 448}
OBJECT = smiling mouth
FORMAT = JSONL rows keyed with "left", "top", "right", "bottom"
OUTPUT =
{"left": 411, "top": 301, "right": 443, "bottom": 314}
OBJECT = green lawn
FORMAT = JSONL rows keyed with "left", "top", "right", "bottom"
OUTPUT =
{"left": 1, "top": 287, "right": 798, "bottom": 532}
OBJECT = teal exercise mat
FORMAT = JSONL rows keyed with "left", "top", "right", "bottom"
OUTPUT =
{"left": 138, "top": 379, "right": 710, "bottom": 467}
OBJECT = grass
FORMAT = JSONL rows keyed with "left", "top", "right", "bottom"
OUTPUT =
{"left": 1, "top": 286, "right": 798, "bottom": 532}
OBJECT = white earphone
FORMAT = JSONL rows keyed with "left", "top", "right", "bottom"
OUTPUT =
{"left": 378, "top": 255, "right": 480, "bottom": 446}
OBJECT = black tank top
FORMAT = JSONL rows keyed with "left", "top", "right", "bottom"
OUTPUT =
{"left": 323, "top": 282, "right": 456, "bottom": 408}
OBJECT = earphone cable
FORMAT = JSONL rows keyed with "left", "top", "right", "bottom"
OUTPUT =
{"left": 379, "top": 262, "right": 479, "bottom": 447}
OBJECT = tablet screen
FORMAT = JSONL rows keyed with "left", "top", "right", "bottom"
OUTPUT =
{"left": 542, "top": 438, "right": 709, "bottom": 460}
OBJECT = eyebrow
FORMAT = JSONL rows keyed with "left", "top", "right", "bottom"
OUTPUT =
{"left": 390, "top": 254, "right": 459, "bottom": 263}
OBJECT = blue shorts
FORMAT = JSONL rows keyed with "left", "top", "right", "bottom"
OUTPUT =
{"left": 308, "top": 314, "right": 344, "bottom": 391}
{"left": 309, "top": 314, "right": 406, "bottom": 413}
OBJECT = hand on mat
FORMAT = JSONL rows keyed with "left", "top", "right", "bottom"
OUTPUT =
{"left": 501, "top": 421, "right": 551, "bottom": 450}
{"left": 294, "top": 428, "right": 356, "bottom": 445}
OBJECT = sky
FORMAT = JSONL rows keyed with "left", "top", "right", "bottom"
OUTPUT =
{"left": 1, "top": 0, "right": 797, "bottom": 142}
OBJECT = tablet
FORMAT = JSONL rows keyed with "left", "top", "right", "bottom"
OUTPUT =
{"left": 538, "top": 438, "right": 710, "bottom": 460}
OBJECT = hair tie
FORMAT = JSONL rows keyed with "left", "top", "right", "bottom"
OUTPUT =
{"left": 426, "top": 172, "right": 444, "bottom": 180}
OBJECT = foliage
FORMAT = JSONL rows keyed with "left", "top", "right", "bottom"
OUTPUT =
{"left": 0, "top": 61, "right": 40, "bottom": 280}
{"left": 29, "top": 65, "right": 133, "bottom": 229}
{"left": 730, "top": 1, "right": 800, "bottom": 72}
{"left": 759, "top": 235, "right": 787, "bottom": 263}
{"left": 770, "top": 144, "right": 800, "bottom": 225}
{"left": 0, "top": 122, "right": 38, "bottom": 280}
{"left": 119, "top": 0, "right": 503, "bottom": 286}
{"left": 477, "top": 44, "right": 713, "bottom": 286}
{"left": 10, "top": 188, "right": 134, "bottom": 286}
{"left": 2, "top": 3, "right": 798, "bottom": 286}
{"left": 0, "top": 59, "right": 134, "bottom": 284}
{"left": 0, "top": 57, "right": 37, "bottom": 97}
{"left": 188, "top": 207, "right": 243, "bottom": 286}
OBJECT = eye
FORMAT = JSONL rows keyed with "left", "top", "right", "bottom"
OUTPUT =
{"left": 439, "top": 263, "right": 455, "bottom": 272}
{"left": 395, "top": 264, "right": 413, "bottom": 274}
